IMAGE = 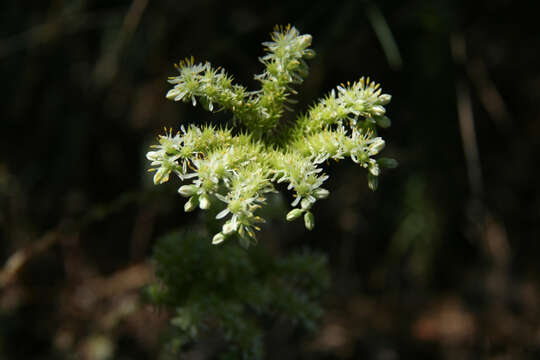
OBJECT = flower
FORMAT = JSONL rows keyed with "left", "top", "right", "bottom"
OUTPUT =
{"left": 146, "top": 25, "right": 396, "bottom": 246}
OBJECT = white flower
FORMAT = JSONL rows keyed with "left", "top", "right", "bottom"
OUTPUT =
{"left": 146, "top": 149, "right": 180, "bottom": 184}
{"left": 222, "top": 217, "right": 238, "bottom": 235}
{"left": 367, "top": 137, "right": 385, "bottom": 156}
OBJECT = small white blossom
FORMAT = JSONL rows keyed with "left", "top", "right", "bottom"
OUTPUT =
{"left": 367, "top": 137, "right": 385, "bottom": 156}
{"left": 222, "top": 217, "right": 238, "bottom": 235}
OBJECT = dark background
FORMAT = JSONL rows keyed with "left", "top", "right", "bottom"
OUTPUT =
{"left": 1, "top": 0, "right": 539, "bottom": 359}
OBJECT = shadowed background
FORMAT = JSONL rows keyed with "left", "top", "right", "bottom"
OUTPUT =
{"left": 1, "top": 0, "right": 539, "bottom": 359}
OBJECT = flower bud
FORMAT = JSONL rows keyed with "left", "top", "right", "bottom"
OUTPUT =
{"left": 295, "top": 64, "right": 309, "bottom": 78}
{"left": 286, "top": 208, "right": 304, "bottom": 221}
{"left": 303, "top": 49, "right": 316, "bottom": 59}
{"left": 371, "top": 105, "right": 386, "bottom": 116}
{"left": 153, "top": 168, "right": 169, "bottom": 184}
{"left": 313, "top": 188, "right": 329, "bottom": 199}
{"left": 178, "top": 185, "right": 198, "bottom": 197}
{"left": 212, "top": 233, "right": 225, "bottom": 245}
{"left": 165, "top": 88, "right": 179, "bottom": 100}
{"left": 369, "top": 138, "right": 385, "bottom": 154}
{"left": 298, "top": 34, "right": 312, "bottom": 48}
{"left": 301, "top": 198, "right": 312, "bottom": 210}
{"left": 367, "top": 173, "right": 378, "bottom": 191}
{"left": 375, "top": 115, "right": 391, "bottom": 128}
{"left": 378, "top": 158, "right": 398, "bottom": 169}
{"left": 184, "top": 196, "right": 199, "bottom": 212}
{"left": 222, "top": 221, "right": 237, "bottom": 235}
{"left": 378, "top": 94, "right": 392, "bottom": 105}
{"left": 369, "top": 163, "right": 380, "bottom": 176}
{"left": 304, "top": 211, "right": 315, "bottom": 231}
{"left": 146, "top": 151, "right": 161, "bottom": 161}
{"left": 199, "top": 193, "right": 211, "bottom": 210}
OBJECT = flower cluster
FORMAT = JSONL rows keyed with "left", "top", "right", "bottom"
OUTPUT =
{"left": 147, "top": 25, "right": 397, "bottom": 247}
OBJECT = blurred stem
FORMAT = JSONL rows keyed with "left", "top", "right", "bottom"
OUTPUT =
{"left": 94, "top": 0, "right": 149, "bottom": 87}
{"left": 0, "top": 7, "right": 124, "bottom": 58}
{"left": 451, "top": 33, "right": 483, "bottom": 201}
{"left": 451, "top": 33, "right": 511, "bottom": 310}
{"left": 365, "top": 2, "right": 402, "bottom": 70}
{"left": 467, "top": 57, "right": 511, "bottom": 131}
{"left": 0, "top": 190, "right": 151, "bottom": 288}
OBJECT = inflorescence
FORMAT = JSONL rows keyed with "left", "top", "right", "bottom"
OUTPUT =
{"left": 147, "top": 25, "right": 397, "bottom": 247}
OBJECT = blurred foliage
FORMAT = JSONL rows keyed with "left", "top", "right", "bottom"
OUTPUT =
{"left": 384, "top": 177, "right": 440, "bottom": 283}
{"left": 147, "top": 229, "right": 329, "bottom": 359}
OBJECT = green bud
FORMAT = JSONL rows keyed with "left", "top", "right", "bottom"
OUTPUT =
{"left": 295, "top": 64, "right": 309, "bottom": 78}
{"left": 303, "top": 49, "right": 316, "bottom": 59}
{"left": 286, "top": 208, "right": 304, "bottom": 221}
{"left": 184, "top": 196, "right": 199, "bottom": 212}
{"left": 301, "top": 198, "right": 312, "bottom": 210}
{"left": 378, "top": 158, "right": 398, "bottom": 169}
{"left": 178, "top": 184, "right": 198, "bottom": 197}
{"left": 375, "top": 115, "right": 391, "bottom": 128}
{"left": 200, "top": 97, "right": 214, "bottom": 112}
{"left": 199, "top": 193, "right": 211, "bottom": 210}
{"left": 212, "top": 233, "right": 225, "bottom": 245}
{"left": 298, "top": 34, "right": 312, "bottom": 48}
{"left": 304, "top": 211, "right": 315, "bottom": 230}
{"left": 238, "top": 236, "right": 251, "bottom": 249}
{"left": 367, "top": 174, "right": 378, "bottom": 191}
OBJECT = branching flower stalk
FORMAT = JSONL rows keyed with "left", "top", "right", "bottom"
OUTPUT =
{"left": 147, "top": 25, "right": 397, "bottom": 247}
